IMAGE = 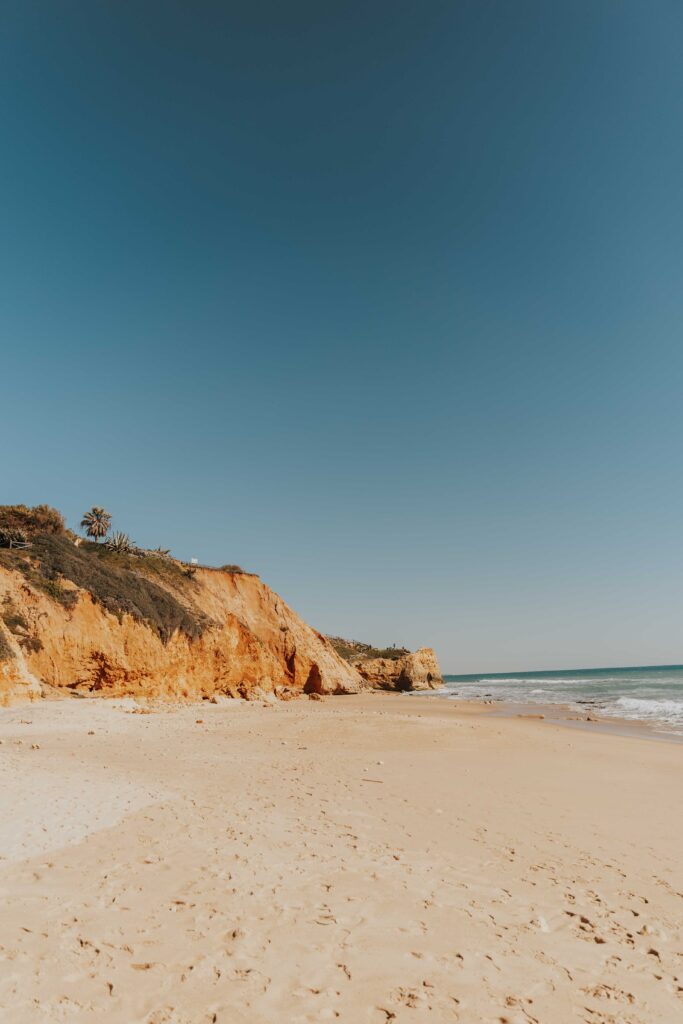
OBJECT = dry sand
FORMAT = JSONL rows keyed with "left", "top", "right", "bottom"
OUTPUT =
{"left": 0, "top": 694, "right": 682, "bottom": 1023}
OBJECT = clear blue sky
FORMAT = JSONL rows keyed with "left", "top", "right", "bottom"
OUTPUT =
{"left": 2, "top": 2, "right": 683, "bottom": 673}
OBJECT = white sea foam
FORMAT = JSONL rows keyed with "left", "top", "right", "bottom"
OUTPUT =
{"left": 442, "top": 667, "right": 683, "bottom": 734}
{"left": 476, "top": 677, "right": 604, "bottom": 685}
{"left": 608, "top": 696, "right": 683, "bottom": 724}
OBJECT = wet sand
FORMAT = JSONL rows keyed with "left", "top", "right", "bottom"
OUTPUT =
{"left": 1, "top": 694, "right": 682, "bottom": 1023}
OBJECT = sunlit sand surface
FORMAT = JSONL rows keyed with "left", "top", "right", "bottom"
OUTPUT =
{"left": 1, "top": 695, "right": 681, "bottom": 1023}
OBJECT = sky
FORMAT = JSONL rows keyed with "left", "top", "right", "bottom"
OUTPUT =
{"left": 2, "top": 1, "right": 683, "bottom": 673}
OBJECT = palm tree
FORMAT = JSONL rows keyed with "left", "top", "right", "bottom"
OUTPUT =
{"left": 80, "top": 506, "right": 112, "bottom": 543}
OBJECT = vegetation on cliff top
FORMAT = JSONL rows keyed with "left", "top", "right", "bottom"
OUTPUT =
{"left": 327, "top": 636, "right": 410, "bottom": 663}
{"left": 0, "top": 503, "right": 256, "bottom": 642}
{"left": 0, "top": 504, "right": 67, "bottom": 542}
{"left": 0, "top": 530, "right": 211, "bottom": 643}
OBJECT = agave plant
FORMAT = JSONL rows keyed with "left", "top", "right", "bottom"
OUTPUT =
{"left": 106, "top": 531, "right": 135, "bottom": 553}
{"left": 80, "top": 506, "right": 112, "bottom": 543}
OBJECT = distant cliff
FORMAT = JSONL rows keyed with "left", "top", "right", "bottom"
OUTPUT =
{"left": 328, "top": 637, "right": 443, "bottom": 691}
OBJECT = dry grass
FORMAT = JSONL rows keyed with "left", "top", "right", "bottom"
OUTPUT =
{"left": 0, "top": 536, "right": 212, "bottom": 643}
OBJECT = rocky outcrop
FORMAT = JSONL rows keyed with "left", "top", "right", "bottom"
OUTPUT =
{"left": 0, "top": 563, "right": 363, "bottom": 703}
{"left": 355, "top": 648, "right": 443, "bottom": 691}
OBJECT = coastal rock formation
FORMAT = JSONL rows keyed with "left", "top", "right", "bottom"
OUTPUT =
{"left": 327, "top": 636, "right": 443, "bottom": 692}
{"left": 0, "top": 506, "right": 442, "bottom": 704}
{"left": 355, "top": 647, "right": 443, "bottom": 691}
{"left": 0, "top": 559, "right": 362, "bottom": 703}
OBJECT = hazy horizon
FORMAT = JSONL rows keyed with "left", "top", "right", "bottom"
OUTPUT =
{"left": 3, "top": 3, "right": 683, "bottom": 674}
{"left": 446, "top": 661, "right": 683, "bottom": 678}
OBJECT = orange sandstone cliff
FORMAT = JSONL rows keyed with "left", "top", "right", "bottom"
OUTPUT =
{"left": 327, "top": 637, "right": 444, "bottom": 691}
{"left": 0, "top": 559, "right": 362, "bottom": 703}
{"left": 354, "top": 648, "right": 443, "bottom": 691}
{"left": 0, "top": 506, "right": 443, "bottom": 704}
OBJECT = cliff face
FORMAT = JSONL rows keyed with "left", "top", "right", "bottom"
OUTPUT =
{"left": 0, "top": 563, "right": 362, "bottom": 703}
{"left": 0, "top": 646, "right": 42, "bottom": 704}
{"left": 355, "top": 648, "right": 443, "bottom": 691}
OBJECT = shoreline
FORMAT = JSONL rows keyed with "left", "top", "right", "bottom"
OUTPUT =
{"left": 8, "top": 683, "right": 683, "bottom": 742}
{"left": 403, "top": 687, "right": 683, "bottom": 743}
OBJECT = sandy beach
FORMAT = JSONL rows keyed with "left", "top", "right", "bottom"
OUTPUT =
{"left": 1, "top": 694, "right": 682, "bottom": 1024}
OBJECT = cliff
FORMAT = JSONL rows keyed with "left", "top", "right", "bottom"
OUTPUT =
{"left": 354, "top": 648, "right": 443, "bottom": 691}
{"left": 0, "top": 506, "right": 443, "bottom": 704}
{"left": 328, "top": 637, "right": 444, "bottom": 691}
{"left": 0, "top": 533, "right": 362, "bottom": 703}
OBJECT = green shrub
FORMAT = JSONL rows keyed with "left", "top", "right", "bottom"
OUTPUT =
{"left": 0, "top": 504, "right": 65, "bottom": 537}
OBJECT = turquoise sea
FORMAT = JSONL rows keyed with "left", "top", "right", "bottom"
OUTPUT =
{"left": 438, "top": 665, "right": 683, "bottom": 734}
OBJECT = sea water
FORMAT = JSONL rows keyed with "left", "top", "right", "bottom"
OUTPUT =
{"left": 437, "top": 665, "right": 683, "bottom": 735}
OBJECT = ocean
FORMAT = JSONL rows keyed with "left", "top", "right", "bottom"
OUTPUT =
{"left": 437, "top": 664, "right": 683, "bottom": 735}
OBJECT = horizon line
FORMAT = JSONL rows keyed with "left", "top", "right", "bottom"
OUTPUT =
{"left": 445, "top": 662, "right": 683, "bottom": 678}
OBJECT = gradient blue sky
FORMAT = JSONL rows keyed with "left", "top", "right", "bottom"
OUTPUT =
{"left": 2, "top": 2, "right": 682, "bottom": 672}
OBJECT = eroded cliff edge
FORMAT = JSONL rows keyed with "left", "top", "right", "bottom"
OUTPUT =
{"left": 0, "top": 506, "right": 442, "bottom": 703}
{"left": 0, "top": 543, "right": 361, "bottom": 703}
